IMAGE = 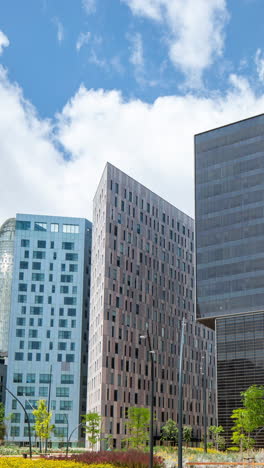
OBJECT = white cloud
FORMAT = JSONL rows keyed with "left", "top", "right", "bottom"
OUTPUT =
{"left": 2, "top": 63, "right": 264, "bottom": 228}
{"left": 0, "top": 31, "right": 9, "bottom": 55}
{"left": 76, "top": 31, "right": 91, "bottom": 51}
{"left": 52, "top": 17, "right": 64, "bottom": 44}
{"left": 122, "top": 0, "right": 229, "bottom": 88}
{"left": 255, "top": 48, "right": 264, "bottom": 81}
{"left": 82, "top": 0, "right": 96, "bottom": 14}
{"left": 128, "top": 32, "right": 144, "bottom": 67}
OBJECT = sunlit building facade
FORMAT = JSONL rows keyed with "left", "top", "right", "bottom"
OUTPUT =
{"left": 87, "top": 163, "right": 216, "bottom": 449}
{"left": 195, "top": 114, "right": 264, "bottom": 445}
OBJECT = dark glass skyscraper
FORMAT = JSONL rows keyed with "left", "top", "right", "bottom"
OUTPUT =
{"left": 195, "top": 114, "right": 264, "bottom": 446}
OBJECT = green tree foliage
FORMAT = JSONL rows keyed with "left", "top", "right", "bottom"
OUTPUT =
{"left": 161, "top": 419, "right": 178, "bottom": 445}
{"left": 0, "top": 403, "right": 5, "bottom": 440}
{"left": 82, "top": 412, "right": 101, "bottom": 450}
{"left": 208, "top": 425, "right": 224, "bottom": 450}
{"left": 183, "top": 425, "right": 192, "bottom": 447}
{"left": 231, "top": 385, "right": 264, "bottom": 452}
{"left": 126, "top": 407, "right": 150, "bottom": 449}
{"left": 32, "top": 400, "right": 53, "bottom": 453}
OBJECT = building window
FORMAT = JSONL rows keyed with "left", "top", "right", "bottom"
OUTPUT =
{"left": 16, "top": 221, "right": 31, "bottom": 230}
{"left": 13, "top": 373, "right": 23, "bottom": 383}
{"left": 61, "top": 374, "right": 74, "bottom": 384}
{"left": 37, "top": 240, "right": 46, "bottom": 248}
{"left": 39, "top": 374, "right": 51, "bottom": 383}
{"left": 51, "top": 223, "right": 59, "bottom": 232}
{"left": 14, "top": 353, "right": 24, "bottom": 361}
{"left": 32, "top": 273, "right": 45, "bottom": 281}
{"left": 60, "top": 401, "right": 73, "bottom": 410}
{"left": 21, "top": 239, "right": 30, "bottom": 247}
{"left": 62, "top": 224, "right": 79, "bottom": 234}
{"left": 26, "top": 374, "right": 36, "bottom": 383}
{"left": 65, "top": 253, "right": 78, "bottom": 261}
{"left": 39, "top": 387, "right": 48, "bottom": 397}
{"left": 62, "top": 242, "right": 74, "bottom": 250}
{"left": 19, "top": 261, "right": 28, "bottom": 270}
{"left": 56, "top": 387, "right": 69, "bottom": 397}
{"left": 34, "top": 222, "right": 47, "bottom": 231}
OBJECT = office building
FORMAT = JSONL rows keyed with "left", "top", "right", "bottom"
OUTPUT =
{"left": 5, "top": 214, "right": 92, "bottom": 444}
{"left": 0, "top": 218, "right": 16, "bottom": 355}
{"left": 87, "top": 162, "right": 216, "bottom": 449}
{"left": 0, "top": 218, "right": 15, "bottom": 404}
{"left": 195, "top": 114, "right": 264, "bottom": 445}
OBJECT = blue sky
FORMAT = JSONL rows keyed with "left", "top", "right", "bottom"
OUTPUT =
{"left": 1, "top": 0, "right": 264, "bottom": 224}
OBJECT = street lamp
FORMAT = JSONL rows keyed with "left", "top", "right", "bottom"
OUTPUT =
{"left": 200, "top": 354, "right": 207, "bottom": 453}
{"left": 178, "top": 318, "right": 185, "bottom": 468}
{"left": 65, "top": 422, "right": 85, "bottom": 457}
{"left": 0, "top": 384, "right": 32, "bottom": 458}
{"left": 63, "top": 413, "right": 69, "bottom": 457}
{"left": 140, "top": 330, "right": 155, "bottom": 468}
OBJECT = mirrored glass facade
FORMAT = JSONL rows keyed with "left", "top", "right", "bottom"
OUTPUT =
{"left": 195, "top": 114, "right": 264, "bottom": 446}
{"left": 0, "top": 218, "right": 15, "bottom": 355}
{"left": 195, "top": 114, "right": 264, "bottom": 324}
{"left": 217, "top": 313, "right": 264, "bottom": 447}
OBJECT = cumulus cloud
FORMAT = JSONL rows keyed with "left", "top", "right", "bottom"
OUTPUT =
{"left": 122, "top": 0, "right": 229, "bottom": 88}
{"left": 0, "top": 30, "right": 9, "bottom": 55}
{"left": 52, "top": 17, "right": 64, "bottom": 44}
{"left": 1, "top": 63, "right": 264, "bottom": 228}
{"left": 82, "top": 0, "right": 96, "bottom": 14}
{"left": 76, "top": 31, "right": 91, "bottom": 51}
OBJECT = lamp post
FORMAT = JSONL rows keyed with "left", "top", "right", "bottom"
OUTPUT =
{"left": 65, "top": 422, "right": 85, "bottom": 457}
{"left": 140, "top": 330, "right": 155, "bottom": 468}
{"left": 0, "top": 384, "right": 32, "bottom": 458}
{"left": 201, "top": 354, "right": 207, "bottom": 453}
{"left": 178, "top": 318, "right": 185, "bottom": 468}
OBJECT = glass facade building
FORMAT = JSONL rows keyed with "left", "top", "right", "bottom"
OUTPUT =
{"left": 5, "top": 214, "right": 92, "bottom": 444}
{"left": 195, "top": 114, "right": 264, "bottom": 446}
{"left": 0, "top": 218, "right": 15, "bottom": 355}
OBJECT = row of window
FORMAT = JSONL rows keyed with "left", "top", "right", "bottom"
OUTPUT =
{"left": 17, "top": 221, "right": 80, "bottom": 234}
{"left": 18, "top": 295, "right": 77, "bottom": 306}
{"left": 14, "top": 352, "right": 75, "bottom": 362}
{"left": 18, "top": 284, "right": 78, "bottom": 295}
{"left": 20, "top": 240, "right": 76, "bottom": 250}
{"left": 19, "top": 261, "right": 78, "bottom": 272}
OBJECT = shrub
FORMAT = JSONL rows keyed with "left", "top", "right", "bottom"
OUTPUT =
{"left": 227, "top": 447, "right": 240, "bottom": 452}
{"left": 47, "top": 450, "right": 164, "bottom": 468}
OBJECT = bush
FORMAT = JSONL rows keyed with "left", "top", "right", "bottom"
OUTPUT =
{"left": 47, "top": 450, "right": 164, "bottom": 468}
{"left": 227, "top": 447, "right": 239, "bottom": 452}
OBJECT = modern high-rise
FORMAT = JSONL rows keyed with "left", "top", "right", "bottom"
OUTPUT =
{"left": 195, "top": 114, "right": 264, "bottom": 445}
{"left": 87, "top": 162, "right": 216, "bottom": 449}
{"left": 0, "top": 218, "right": 15, "bottom": 402}
{"left": 0, "top": 218, "right": 16, "bottom": 355}
{"left": 5, "top": 214, "right": 92, "bottom": 444}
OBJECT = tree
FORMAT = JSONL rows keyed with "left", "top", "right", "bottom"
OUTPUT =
{"left": 183, "top": 426, "right": 192, "bottom": 447}
{"left": 0, "top": 403, "right": 5, "bottom": 441}
{"left": 231, "top": 408, "right": 254, "bottom": 454}
{"left": 126, "top": 407, "right": 150, "bottom": 449}
{"left": 231, "top": 385, "right": 264, "bottom": 453}
{"left": 33, "top": 400, "right": 53, "bottom": 453}
{"left": 161, "top": 419, "right": 178, "bottom": 445}
{"left": 208, "top": 425, "right": 224, "bottom": 450}
{"left": 82, "top": 412, "right": 101, "bottom": 450}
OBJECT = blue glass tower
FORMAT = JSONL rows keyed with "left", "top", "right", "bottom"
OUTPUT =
{"left": 5, "top": 214, "right": 92, "bottom": 444}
